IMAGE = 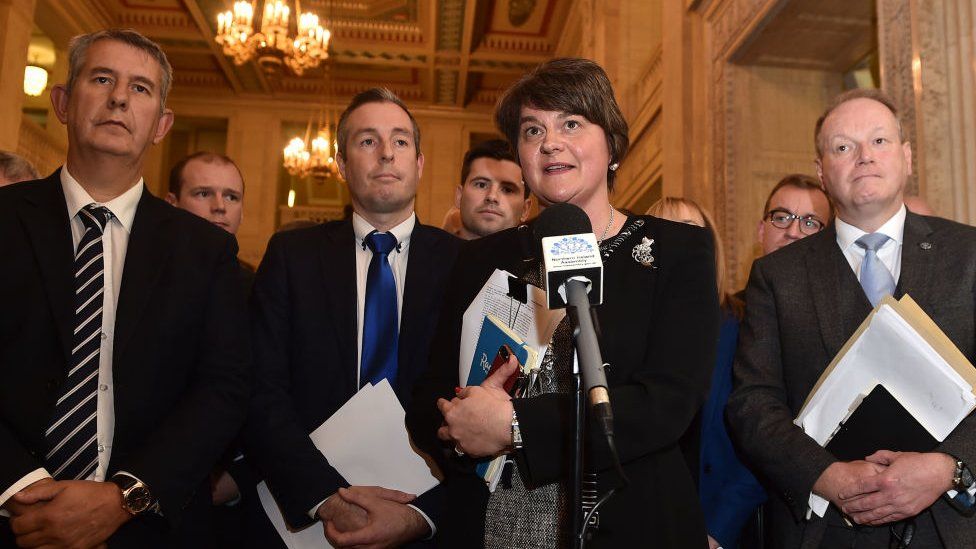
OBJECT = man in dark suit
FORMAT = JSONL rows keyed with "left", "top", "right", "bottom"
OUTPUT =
{"left": 0, "top": 29, "right": 249, "bottom": 547}
{"left": 245, "top": 88, "right": 458, "bottom": 548}
{"left": 728, "top": 88, "right": 976, "bottom": 548}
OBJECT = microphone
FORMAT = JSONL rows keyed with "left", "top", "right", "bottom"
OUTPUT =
{"left": 534, "top": 203, "right": 613, "bottom": 438}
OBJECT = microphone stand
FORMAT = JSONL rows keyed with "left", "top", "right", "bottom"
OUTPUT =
{"left": 572, "top": 364, "right": 585, "bottom": 549}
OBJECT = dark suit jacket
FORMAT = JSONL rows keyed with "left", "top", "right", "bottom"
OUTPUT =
{"left": 406, "top": 217, "right": 719, "bottom": 548}
{"left": 0, "top": 171, "right": 251, "bottom": 546}
{"left": 727, "top": 212, "right": 976, "bottom": 548}
{"left": 244, "top": 218, "right": 459, "bottom": 541}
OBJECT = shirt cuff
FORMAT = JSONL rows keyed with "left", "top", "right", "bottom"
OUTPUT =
{"left": 309, "top": 494, "right": 331, "bottom": 519}
{"left": 407, "top": 503, "right": 436, "bottom": 540}
{"left": 0, "top": 468, "right": 52, "bottom": 517}
{"left": 808, "top": 492, "right": 830, "bottom": 518}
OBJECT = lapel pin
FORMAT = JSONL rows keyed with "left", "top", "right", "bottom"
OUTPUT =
{"left": 920, "top": 242, "right": 932, "bottom": 250}
{"left": 632, "top": 237, "right": 656, "bottom": 267}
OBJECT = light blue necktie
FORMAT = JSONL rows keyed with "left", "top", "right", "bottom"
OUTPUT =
{"left": 856, "top": 233, "right": 896, "bottom": 307}
{"left": 360, "top": 231, "right": 399, "bottom": 390}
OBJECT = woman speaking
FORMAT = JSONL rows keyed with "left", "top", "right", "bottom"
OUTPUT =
{"left": 407, "top": 58, "right": 718, "bottom": 548}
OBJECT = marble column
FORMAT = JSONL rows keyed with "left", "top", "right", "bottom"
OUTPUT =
{"left": 0, "top": 0, "right": 37, "bottom": 152}
{"left": 878, "top": 0, "right": 976, "bottom": 224}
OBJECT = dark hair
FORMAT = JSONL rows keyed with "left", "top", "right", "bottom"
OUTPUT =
{"left": 168, "top": 152, "right": 244, "bottom": 196}
{"left": 494, "top": 58, "right": 629, "bottom": 189}
{"left": 67, "top": 29, "right": 173, "bottom": 110}
{"left": 814, "top": 88, "right": 904, "bottom": 158}
{"left": 336, "top": 88, "right": 421, "bottom": 158}
{"left": 763, "top": 173, "right": 834, "bottom": 220}
{"left": 0, "top": 150, "right": 39, "bottom": 183}
{"left": 460, "top": 139, "right": 527, "bottom": 198}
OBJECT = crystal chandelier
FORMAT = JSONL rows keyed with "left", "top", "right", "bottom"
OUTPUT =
{"left": 215, "top": 1, "right": 330, "bottom": 76}
{"left": 283, "top": 113, "right": 340, "bottom": 180}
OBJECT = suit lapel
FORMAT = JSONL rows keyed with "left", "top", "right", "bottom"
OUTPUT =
{"left": 806, "top": 226, "right": 873, "bottom": 358}
{"left": 319, "top": 221, "right": 359, "bottom": 394}
{"left": 113, "top": 189, "right": 174, "bottom": 367}
{"left": 18, "top": 171, "right": 75, "bottom": 365}
{"left": 894, "top": 212, "right": 935, "bottom": 300}
{"left": 397, "top": 224, "right": 437, "bottom": 392}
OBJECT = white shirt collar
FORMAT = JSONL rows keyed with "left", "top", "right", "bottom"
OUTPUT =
{"left": 60, "top": 167, "right": 143, "bottom": 233}
{"left": 835, "top": 204, "right": 907, "bottom": 251}
{"left": 352, "top": 211, "right": 415, "bottom": 252}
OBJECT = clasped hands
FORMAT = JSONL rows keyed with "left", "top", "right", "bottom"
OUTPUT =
{"left": 436, "top": 353, "right": 519, "bottom": 458}
{"left": 4, "top": 477, "right": 130, "bottom": 548}
{"left": 814, "top": 450, "right": 956, "bottom": 526}
{"left": 317, "top": 486, "right": 429, "bottom": 549}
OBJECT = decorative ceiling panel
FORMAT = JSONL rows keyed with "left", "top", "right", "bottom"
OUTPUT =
{"left": 51, "top": 0, "right": 565, "bottom": 107}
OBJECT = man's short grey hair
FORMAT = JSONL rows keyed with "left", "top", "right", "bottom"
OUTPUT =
{"left": 336, "top": 88, "right": 421, "bottom": 158}
{"left": 0, "top": 150, "right": 39, "bottom": 183}
{"left": 67, "top": 29, "right": 173, "bottom": 109}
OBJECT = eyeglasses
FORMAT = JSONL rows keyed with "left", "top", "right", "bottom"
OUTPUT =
{"left": 765, "top": 209, "right": 825, "bottom": 235}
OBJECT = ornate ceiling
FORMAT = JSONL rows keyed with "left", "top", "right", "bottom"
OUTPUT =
{"left": 35, "top": 0, "right": 570, "bottom": 109}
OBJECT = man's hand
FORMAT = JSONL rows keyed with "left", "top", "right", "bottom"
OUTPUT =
{"left": 707, "top": 534, "right": 722, "bottom": 549}
{"left": 839, "top": 451, "right": 955, "bottom": 526}
{"left": 812, "top": 460, "right": 887, "bottom": 505}
{"left": 9, "top": 480, "right": 131, "bottom": 548}
{"left": 317, "top": 486, "right": 413, "bottom": 534}
{"left": 324, "top": 487, "right": 429, "bottom": 549}
{"left": 211, "top": 470, "right": 240, "bottom": 506}
{"left": 1, "top": 478, "right": 55, "bottom": 517}
{"left": 437, "top": 353, "right": 517, "bottom": 458}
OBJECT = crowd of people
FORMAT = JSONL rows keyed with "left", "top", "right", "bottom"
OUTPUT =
{"left": 1, "top": 26, "right": 974, "bottom": 549}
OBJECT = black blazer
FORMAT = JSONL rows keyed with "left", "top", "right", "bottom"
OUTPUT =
{"left": 244, "top": 218, "right": 459, "bottom": 536}
{"left": 406, "top": 216, "right": 719, "bottom": 548}
{"left": 0, "top": 171, "right": 251, "bottom": 546}
{"left": 727, "top": 212, "right": 976, "bottom": 548}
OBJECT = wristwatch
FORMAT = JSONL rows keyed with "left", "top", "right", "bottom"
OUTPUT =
{"left": 109, "top": 474, "right": 157, "bottom": 516}
{"left": 952, "top": 458, "right": 975, "bottom": 492}
{"left": 511, "top": 408, "right": 523, "bottom": 450}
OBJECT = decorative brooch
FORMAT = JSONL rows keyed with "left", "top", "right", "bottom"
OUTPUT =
{"left": 632, "top": 237, "right": 655, "bottom": 267}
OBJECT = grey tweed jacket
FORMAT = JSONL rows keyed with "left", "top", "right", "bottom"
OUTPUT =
{"left": 727, "top": 211, "right": 976, "bottom": 548}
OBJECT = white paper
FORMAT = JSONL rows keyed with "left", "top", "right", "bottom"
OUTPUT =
{"left": 310, "top": 379, "right": 439, "bottom": 496}
{"left": 459, "top": 269, "right": 565, "bottom": 385}
{"left": 257, "top": 481, "right": 333, "bottom": 549}
{"left": 260, "top": 379, "right": 439, "bottom": 546}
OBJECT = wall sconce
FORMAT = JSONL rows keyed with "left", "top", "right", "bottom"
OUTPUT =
{"left": 24, "top": 65, "right": 48, "bottom": 96}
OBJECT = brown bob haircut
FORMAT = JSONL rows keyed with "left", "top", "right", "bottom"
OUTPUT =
{"left": 814, "top": 88, "right": 905, "bottom": 158}
{"left": 494, "top": 58, "right": 629, "bottom": 190}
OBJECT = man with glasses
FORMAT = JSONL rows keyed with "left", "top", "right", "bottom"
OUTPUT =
{"left": 757, "top": 174, "right": 833, "bottom": 255}
{"left": 730, "top": 89, "right": 976, "bottom": 548}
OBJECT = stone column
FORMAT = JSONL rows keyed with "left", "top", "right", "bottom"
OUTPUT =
{"left": 0, "top": 0, "right": 37, "bottom": 151}
{"left": 879, "top": 0, "right": 976, "bottom": 224}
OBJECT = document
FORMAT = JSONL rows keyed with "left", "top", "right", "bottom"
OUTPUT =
{"left": 259, "top": 379, "right": 440, "bottom": 548}
{"left": 795, "top": 295, "right": 976, "bottom": 516}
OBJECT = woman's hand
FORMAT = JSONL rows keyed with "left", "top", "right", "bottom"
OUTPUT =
{"left": 437, "top": 353, "right": 519, "bottom": 458}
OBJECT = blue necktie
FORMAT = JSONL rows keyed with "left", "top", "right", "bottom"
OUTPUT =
{"left": 46, "top": 204, "right": 111, "bottom": 480}
{"left": 361, "top": 231, "right": 399, "bottom": 389}
{"left": 856, "top": 232, "right": 896, "bottom": 307}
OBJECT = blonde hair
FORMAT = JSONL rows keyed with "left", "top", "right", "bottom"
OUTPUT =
{"left": 648, "top": 197, "right": 742, "bottom": 318}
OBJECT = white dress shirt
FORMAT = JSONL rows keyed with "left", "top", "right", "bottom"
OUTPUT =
{"left": 808, "top": 205, "right": 907, "bottom": 517}
{"left": 0, "top": 168, "right": 142, "bottom": 511}
{"left": 308, "top": 212, "right": 434, "bottom": 536}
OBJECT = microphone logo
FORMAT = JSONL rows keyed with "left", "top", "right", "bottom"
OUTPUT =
{"left": 549, "top": 236, "right": 595, "bottom": 256}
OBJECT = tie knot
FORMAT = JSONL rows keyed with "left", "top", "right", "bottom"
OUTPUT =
{"left": 856, "top": 232, "right": 890, "bottom": 253}
{"left": 79, "top": 204, "right": 112, "bottom": 233}
{"left": 365, "top": 231, "right": 398, "bottom": 255}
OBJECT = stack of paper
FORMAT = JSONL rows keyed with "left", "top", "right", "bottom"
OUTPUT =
{"left": 796, "top": 295, "right": 976, "bottom": 446}
{"left": 794, "top": 295, "right": 976, "bottom": 516}
{"left": 258, "top": 379, "right": 440, "bottom": 549}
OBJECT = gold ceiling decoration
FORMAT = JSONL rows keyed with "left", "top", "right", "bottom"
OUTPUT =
{"left": 215, "top": 0, "right": 331, "bottom": 75}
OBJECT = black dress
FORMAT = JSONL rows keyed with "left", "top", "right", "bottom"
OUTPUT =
{"left": 406, "top": 215, "right": 719, "bottom": 548}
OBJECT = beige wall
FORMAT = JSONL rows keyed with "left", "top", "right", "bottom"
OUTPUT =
{"left": 0, "top": 0, "right": 36, "bottom": 151}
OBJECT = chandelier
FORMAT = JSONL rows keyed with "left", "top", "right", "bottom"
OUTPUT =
{"left": 215, "top": 1, "right": 330, "bottom": 76}
{"left": 283, "top": 112, "right": 341, "bottom": 180}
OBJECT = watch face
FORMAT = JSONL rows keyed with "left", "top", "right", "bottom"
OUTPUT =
{"left": 126, "top": 486, "right": 153, "bottom": 514}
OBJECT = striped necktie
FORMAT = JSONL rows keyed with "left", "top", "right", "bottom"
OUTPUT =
{"left": 45, "top": 204, "right": 111, "bottom": 480}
